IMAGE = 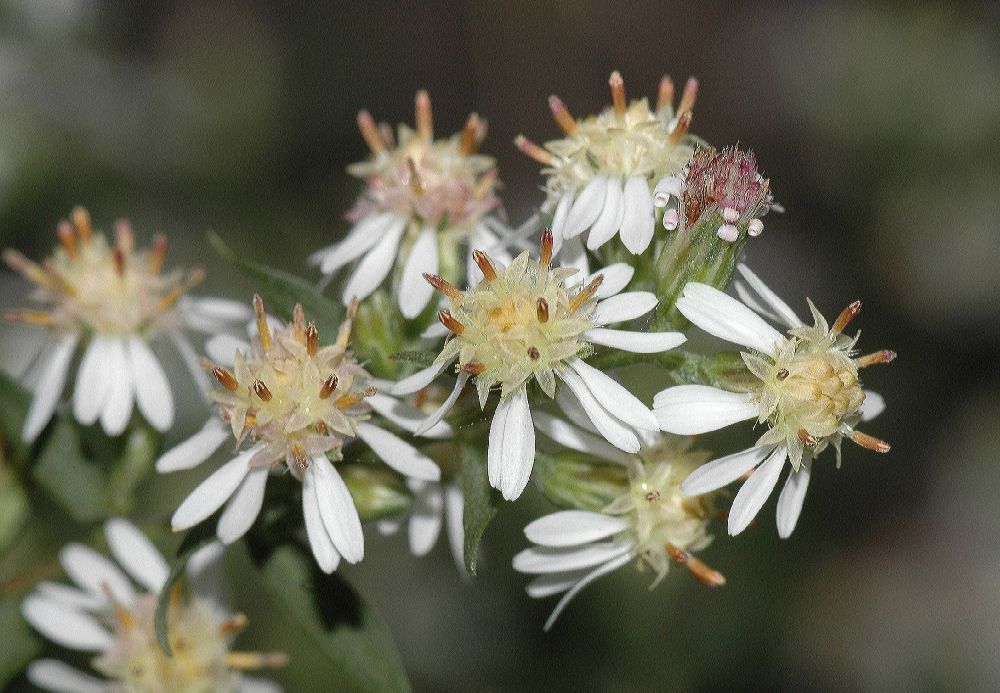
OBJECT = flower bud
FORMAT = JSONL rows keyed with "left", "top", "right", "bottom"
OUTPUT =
{"left": 340, "top": 464, "right": 413, "bottom": 521}
{"left": 534, "top": 453, "right": 629, "bottom": 512}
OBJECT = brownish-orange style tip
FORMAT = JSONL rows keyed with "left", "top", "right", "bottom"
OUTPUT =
{"left": 472, "top": 249, "right": 497, "bottom": 281}
{"left": 113, "top": 247, "right": 126, "bottom": 277}
{"left": 252, "top": 294, "right": 273, "bottom": 353}
{"left": 148, "top": 233, "right": 167, "bottom": 274}
{"left": 832, "top": 300, "right": 862, "bottom": 334}
{"left": 656, "top": 74, "right": 675, "bottom": 112}
{"left": 686, "top": 556, "right": 726, "bottom": 587}
{"left": 678, "top": 76, "right": 699, "bottom": 115}
{"left": 548, "top": 94, "right": 577, "bottom": 135}
{"left": 305, "top": 322, "right": 319, "bottom": 356}
{"left": 461, "top": 362, "right": 486, "bottom": 376}
{"left": 318, "top": 373, "right": 339, "bottom": 399}
{"left": 851, "top": 430, "right": 891, "bottom": 453}
{"left": 423, "top": 272, "right": 463, "bottom": 300}
{"left": 608, "top": 70, "right": 626, "bottom": 114}
{"left": 514, "top": 134, "right": 553, "bottom": 166}
{"left": 218, "top": 613, "right": 248, "bottom": 637}
{"left": 460, "top": 112, "right": 481, "bottom": 155}
{"left": 357, "top": 109, "right": 385, "bottom": 154}
{"left": 71, "top": 205, "right": 92, "bottom": 241}
{"left": 797, "top": 428, "right": 818, "bottom": 447}
{"left": 857, "top": 350, "right": 897, "bottom": 368}
{"left": 438, "top": 310, "right": 465, "bottom": 335}
{"left": 539, "top": 228, "right": 553, "bottom": 268}
{"left": 536, "top": 297, "right": 549, "bottom": 323}
{"left": 114, "top": 219, "right": 134, "bottom": 255}
{"left": 56, "top": 220, "right": 78, "bottom": 259}
{"left": 415, "top": 89, "right": 433, "bottom": 139}
{"left": 569, "top": 274, "right": 604, "bottom": 312}
{"left": 669, "top": 111, "right": 693, "bottom": 144}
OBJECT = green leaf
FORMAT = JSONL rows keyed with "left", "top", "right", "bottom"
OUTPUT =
{"left": 31, "top": 419, "right": 108, "bottom": 522}
{"left": 460, "top": 443, "right": 499, "bottom": 576}
{"left": 0, "top": 370, "right": 31, "bottom": 464}
{"left": 0, "top": 464, "right": 29, "bottom": 553}
{"left": 208, "top": 230, "right": 343, "bottom": 334}
{"left": 0, "top": 597, "right": 40, "bottom": 688}
{"left": 390, "top": 350, "right": 437, "bottom": 368}
{"left": 255, "top": 544, "right": 411, "bottom": 692}
{"left": 154, "top": 528, "right": 218, "bottom": 656}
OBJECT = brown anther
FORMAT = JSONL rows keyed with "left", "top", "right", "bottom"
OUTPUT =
{"left": 857, "top": 350, "right": 896, "bottom": 368}
{"left": 797, "top": 428, "right": 818, "bottom": 447}
{"left": 252, "top": 379, "right": 273, "bottom": 402}
{"left": 148, "top": 233, "right": 167, "bottom": 274}
{"left": 472, "top": 249, "right": 497, "bottom": 281}
{"left": 669, "top": 111, "right": 692, "bottom": 144}
{"left": 438, "top": 310, "right": 465, "bottom": 335}
{"left": 548, "top": 95, "right": 577, "bottom": 134}
{"left": 678, "top": 76, "right": 699, "bottom": 115}
{"left": 212, "top": 366, "right": 239, "bottom": 391}
{"left": 113, "top": 247, "right": 126, "bottom": 276}
{"left": 656, "top": 74, "right": 675, "bottom": 113}
{"left": 776, "top": 368, "right": 789, "bottom": 380}
{"left": 56, "top": 220, "right": 78, "bottom": 258}
{"left": 356, "top": 109, "right": 385, "bottom": 154}
{"left": 407, "top": 157, "right": 424, "bottom": 195}
{"left": 832, "top": 300, "right": 862, "bottom": 334}
{"left": 536, "top": 297, "right": 549, "bottom": 323}
{"left": 569, "top": 274, "right": 604, "bottom": 313}
{"left": 305, "top": 322, "right": 319, "bottom": 356}
{"left": 645, "top": 490, "right": 660, "bottom": 502}
{"left": 415, "top": 89, "right": 433, "bottom": 139}
{"left": 319, "top": 373, "right": 339, "bottom": 399}
{"left": 460, "top": 112, "right": 481, "bottom": 154}
{"left": 461, "top": 362, "right": 486, "bottom": 376}
{"left": 218, "top": 613, "right": 248, "bottom": 636}
{"left": 609, "top": 70, "right": 626, "bottom": 114}
{"left": 539, "top": 228, "right": 553, "bottom": 268}
{"left": 527, "top": 346, "right": 541, "bottom": 360}
{"left": 423, "top": 273, "right": 464, "bottom": 300}
{"left": 71, "top": 206, "right": 92, "bottom": 241}
{"left": 253, "top": 294, "right": 273, "bottom": 353}
{"left": 514, "top": 134, "right": 553, "bottom": 165}
{"left": 851, "top": 430, "right": 891, "bottom": 453}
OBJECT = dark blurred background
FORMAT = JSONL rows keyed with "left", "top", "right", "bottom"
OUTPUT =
{"left": 1, "top": 1, "right": 999, "bottom": 691}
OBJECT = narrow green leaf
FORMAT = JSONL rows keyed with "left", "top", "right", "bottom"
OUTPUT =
{"left": 0, "top": 597, "right": 40, "bottom": 688}
{"left": 207, "top": 230, "right": 343, "bottom": 334}
{"left": 154, "top": 529, "right": 217, "bottom": 656}
{"left": 0, "top": 370, "right": 31, "bottom": 463}
{"left": 460, "top": 443, "right": 498, "bottom": 576}
{"left": 31, "top": 419, "right": 108, "bottom": 522}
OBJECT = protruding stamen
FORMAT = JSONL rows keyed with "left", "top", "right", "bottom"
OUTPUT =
{"left": 3, "top": 309, "right": 54, "bottom": 325}
{"left": 357, "top": 109, "right": 385, "bottom": 154}
{"left": 407, "top": 157, "right": 424, "bottom": 195}
{"left": 113, "top": 247, "right": 126, "bottom": 276}
{"left": 114, "top": 219, "right": 134, "bottom": 255}
{"left": 71, "top": 206, "right": 92, "bottom": 241}
{"left": 460, "top": 112, "right": 481, "bottom": 154}
{"left": 56, "top": 220, "right": 78, "bottom": 259}
{"left": 319, "top": 373, "right": 339, "bottom": 399}
{"left": 472, "top": 250, "right": 497, "bottom": 281}
{"left": 678, "top": 76, "right": 699, "bottom": 114}
{"left": 3, "top": 250, "right": 54, "bottom": 288}
{"left": 797, "top": 429, "right": 818, "bottom": 447}
{"left": 253, "top": 294, "right": 273, "bottom": 353}
{"left": 548, "top": 95, "right": 577, "bottom": 134}
{"left": 656, "top": 74, "right": 675, "bottom": 113}
{"left": 569, "top": 274, "right": 604, "bottom": 313}
{"left": 857, "top": 350, "right": 897, "bottom": 368}
{"left": 252, "top": 379, "right": 273, "bottom": 402}
{"left": 415, "top": 89, "right": 433, "bottom": 139}
{"left": 291, "top": 304, "right": 306, "bottom": 341}
{"left": 832, "top": 300, "right": 862, "bottom": 334}
{"left": 536, "top": 297, "right": 549, "bottom": 323}
{"left": 423, "top": 273, "right": 464, "bottom": 300}
{"left": 305, "top": 322, "right": 319, "bottom": 356}
{"left": 336, "top": 387, "right": 374, "bottom": 409}
{"left": 218, "top": 613, "right": 248, "bottom": 636}
{"left": 378, "top": 121, "right": 395, "bottom": 148}
{"left": 665, "top": 542, "right": 726, "bottom": 587}
{"left": 473, "top": 168, "right": 497, "bottom": 199}
{"left": 527, "top": 346, "right": 540, "bottom": 360}
{"left": 514, "top": 135, "right": 553, "bottom": 165}
{"left": 669, "top": 111, "right": 692, "bottom": 144}
{"left": 226, "top": 651, "right": 290, "bottom": 671}
{"left": 609, "top": 71, "right": 626, "bottom": 114}
{"left": 461, "top": 362, "right": 486, "bottom": 376}
{"left": 148, "top": 233, "right": 167, "bottom": 274}
{"left": 438, "top": 310, "right": 464, "bottom": 335}
{"left": 212, "top": 366, "right": 239, "bottom": 391}
{"left": 851, "top": 430, "right": 891, "bottom": 453}
{"left": 540, "top": 228, "right": 553, "bottom": 269}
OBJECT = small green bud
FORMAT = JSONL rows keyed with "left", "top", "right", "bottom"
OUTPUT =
{"left": 534, "top": 453, "right": 629, "bottom": 512}
{"left": 340, "top": 464, "right": 413, "bottom": 521}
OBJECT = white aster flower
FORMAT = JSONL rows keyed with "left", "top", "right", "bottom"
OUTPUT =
{"left": 513, "top": 432, "right": 722, "bottom": 630}
{"left": 654, "top": 264, "right": 895, "bottom": 537}
{"left": 516, "top": 71, "right": 700, "bottom": 255}
{"left": 310, "top": 90, "right": 501, "bottom": 319}
{"left": 157, "top": 297, "right": 447, "bottom": 573}
{"left": 2, "top": 207, "right": 251, "bottom": 442}
{"left": 21, "top": 518, "right": 284, "bottom": 693}
{"left": 392, "top": 230, "right": 686, "bottom": 501}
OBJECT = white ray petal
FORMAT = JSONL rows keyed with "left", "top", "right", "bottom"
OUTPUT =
{"left": 525, "top": 511, "right": 630, "bottom": 547}
{"left": 420, "top": 320, "right": 449, "bottom": 340}
{"left": 591, "top": 292, "right": 658, "bottom": 325}
{"left": 543, "top": 551, "right": 635, "bottom": 631}
{"left": 205, "top": 334, "right": 250, "bottom": 367}
{"left": 317, "top": 213, "right": 403, "bottom": 275}
{"left": 680, "top": 445, "right": 772, "bottom": 496}
{"left": 356, "top": 422, "right": 441, "bottom": 481}
{"left": 526, "top": 570, "right": 587, "bottom": 598}
{"left": 59, "top": 543, "right": 134, "bottom": 605}
{"left": 619, "top": 176, "right": 655, "bottom": 254}
{"left": 22, "top": 332, "right": 77, "bottom": 442}
{"left": 532, "top": 410, "right": 629, "bottom": 464}
{"left": 443, "top": 484, "right": 466, "bottom": 574}
{"left": 217, "top": 465, "right": 269, "bottom": 544}
{"left": 156, "top": 419, "right": 230, "bottom": 472}
{"left": 654, "top": 384, "right": 758, "bottom": 434}
{"left": 73, "top": 338, "right": 111, "bottom": 425}
{"left": 563, "top": 176, "right": 608, "bottom": 239}
{"left": 734, "top": 281, "right": 780, "bottom": 324}
{"left": 171, "top": 447, "right": 257, "bottom": 532}
{"left": 169, "top": 333, "right": 212, "bottom": 400}
{"left": 34, "top": 582, "right": 105, "bottom": 612}
{"left": 676, "top": 283, "right": 784, "bottom": 354}
{"left": 512, "top": 539, "right": 633, "bottom": 574}
{"left": 586, "top": 177, "right": 624, "bottom": 250}
{"left": 776, "top": 460, "right": 811, "bottom": 539}
{"left": 859, "top": 390, "right": 886, "bottom": 421}
{"left": 22, "top": 597, "right": 112, "bottom": 651}
{"left": 341, "top": 222, "right": 405, "bottom": 305}
{"left": 550, "top": 191, "right": 574, "bottom": 246}
{"left": 391, "top": 360, "right": 448, "bottom": 395}
{"left": 554, "top": 386, "right": 600, "bottom": 435}
{"left": 583, "top": 327, "right": 685, "bottom": 353}
{"left": 27, "top": 659, "right": 110, "bottom": 693}
{"left": 736, "top": 263, "right": 804, "bottom": 327}
{"left": 408, "top": 484, "right": 444, "bottom": 556}
{"left": 569, "top": 358, "right": 657, "bottom": 431}
{"left": 367, "top": 392, "right": 452, "bottom": 439}
{"left": 104, "top": 518, "right": 168, "bottom": 592}
{"left": 302, "top": 466, "right": 340, "bottom": 574}
{"left": 99, "top": 338, "right": 134, "bottom": 436}
{"left": 487, "top": 389, "right": 536, "bottom": 501}
{"left": 127, "top": 337, "right": 173, "bottom": 432}
{"left": 557, "top": 369, "right": 639, "bottom": 453}
{"left": 311, "top": 455, "right": 364, "bottom": 563}
{"left": 728, "top": 446, "right": 788, "bottom": 536}
{"left": 181, "top": 296, "right": 252, "bottom": 324}
{"left": 411, "top": 371, "right": 468, "bottom": 437}
{"left": 590, "top": 263, "right": 634, "bottom": 298}
{"left": 238, "top": 676, "right": 284, "bottom": 693}
{"left": 398, "top": 225, "right": 439, "bottom": 319}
